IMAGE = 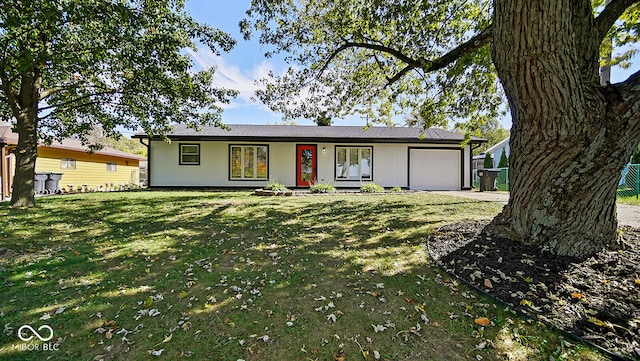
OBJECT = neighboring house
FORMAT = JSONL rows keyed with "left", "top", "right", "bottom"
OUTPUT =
{"left": 0, "top": 126, "right": 145, "bottom": 199}
{"left": 473, "top": 136, "right": 510, "bottom": 170}
{"left": 134, "top": 124, "right": 485, "bottom": 191}
{"left": 139, "top": 160, "right": 148, "bottom": 187}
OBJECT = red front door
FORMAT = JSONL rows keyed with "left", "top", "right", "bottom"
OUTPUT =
{"left": 296, "top": 145, "right": 317, "bottom": 187}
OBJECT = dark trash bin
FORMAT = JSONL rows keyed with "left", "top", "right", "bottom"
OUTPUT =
{"left": 45, "top": 173, "right": 63, "bottom": 194}
{"left": 34, "top": 172, "right": 49, "bottom": 194}
{"left": 477, "top": 169, "right": 501, "bottom": 192}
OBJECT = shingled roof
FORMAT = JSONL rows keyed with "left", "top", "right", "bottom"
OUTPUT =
{"left": 0, "top": 126, "right": 145, "bottom": 160}
{"left": 135, "top": 124, "right": 484, "bottom": 144}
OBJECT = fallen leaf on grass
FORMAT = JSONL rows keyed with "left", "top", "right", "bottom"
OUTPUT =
{"left": 588, "top": 317, "right": 612, "bottom": 329}
{"left": 333, "top": 350, "right": 346, "bottom": 361}
{"left": 148, "top": 348, "right": 164, "bottom": 356}
{"left": 94, "top": 327, "right": 106, "bottom": 334}
{"left": 519, "top": 299, "right": 533, "bottom": 307}
{"left": 571, "top": 293, "right": 586, "bottom": 299}
{"left": 3, "top": 324, "right": 13, "bottom": 336}
{"left": 484, "top": 279, "right": 493, "bottom": 288}
{"left": 420, "top": 314, "right": 429, "bottom": 324}
{"left": 474, "top": 317, "right": 491, "bottom": 326}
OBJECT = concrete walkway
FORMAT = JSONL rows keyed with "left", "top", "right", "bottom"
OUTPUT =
{"left": 431, "top": 190, "right": 640, "bottom": 228}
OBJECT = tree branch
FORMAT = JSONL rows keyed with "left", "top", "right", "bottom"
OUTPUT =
{"left": 39, "top": 86, "right": 64, "bottom": 100}
{"left": 615, "top": 68, "right": 640, "bottom": 104}
{"left": 594, "top": 0, "right": 639, "bottom": 42}
{"left": 386, "top": 24, "right": 493, "bottom": 86}
{"left": 38, "top": 81, "right": 115, "bottom": 101}
{"left": 385, "top": 65, "right": 414, "bottom": 87}
{"left": 322, "top": 42, "right": 424, "bottom": 74}
{"left": 425, "top": 23, "right": 493, "bottom": 73}
{"left": 38, "top": 90, "right": 119, "bottom": 112}
{"left": 0, "top": 61, "right": 20, "bottom": 116}
{"left": 318, "top": 24, "right": 493, "bottom": 87}
{"left": 38, "top": 99, "right": 119, "bottom": 121}
{"left": 609, "top": 68, "right": 640, "bottom": 142}
{"left": 40, "top": 82, "right": 116, "bottom": 101}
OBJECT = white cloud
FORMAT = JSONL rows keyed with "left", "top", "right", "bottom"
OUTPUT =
{"left": 186, "top": 48, "right": 273, "bottom": 111}
{"left": 184, "top": 47, "right": 370, "bottom": 127}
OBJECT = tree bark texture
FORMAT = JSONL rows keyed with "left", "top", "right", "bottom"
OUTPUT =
{"left": 9, "top": 72, "right": 42, "bottom": 208}
{"left": 487, "top": 0, "right": 640, "bottom": 258}
{"left": 10, "top": 113, "right": 38, "bottom": 208}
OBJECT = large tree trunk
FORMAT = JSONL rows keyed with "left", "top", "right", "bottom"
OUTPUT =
{"left": 9, "top": 113, "right": 38, "bottom": 208}
{"left": 8, "top": 72, "right": 42, "bottom": 208}
{"left": 486, "top": 0, "right": 640, "bottom": 258}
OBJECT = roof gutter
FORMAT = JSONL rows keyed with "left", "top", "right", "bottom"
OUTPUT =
{"left": 136, "top": 135, "right": 478, "bottom": 145}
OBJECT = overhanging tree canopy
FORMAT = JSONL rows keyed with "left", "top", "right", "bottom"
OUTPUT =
{"left": 242, "top": 1, "right": 503, "bottom": 127}
{"left": 243, "top": 0, "right": 640, "bottom": 258}
{"left": 0, "top": 0, "right": 237, "bottom": 207}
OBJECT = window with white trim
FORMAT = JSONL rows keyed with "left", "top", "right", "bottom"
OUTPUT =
{"left": 179, "top": 144, "right": 200, "bottom": 165}
{"left": 335, "top": 146, "right": 372, "bottom": 180}
{"left": 61, "top": 158, "right": 76, "bottom": 170}
{"left": 106, "top": 162, "right": 117, "bottom": 172}
{"left": 230, "top": 145, "right": 268, "bottom": 180}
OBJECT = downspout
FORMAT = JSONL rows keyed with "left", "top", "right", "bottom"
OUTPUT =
{"left": 138, "top": 137, "right": 150, "bottom": 188}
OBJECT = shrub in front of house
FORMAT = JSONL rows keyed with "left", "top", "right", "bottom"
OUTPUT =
{"left": 390, "top": 186, "right": 403, "bottom": 193}
{"left": 264, "top": 181, "right": 289, "bottom": 192}
{"left": 360, "top": 183, "right": 385, "bottom": 193}
{"left": 310, "top": 182, "right": 336, "bottom": 193}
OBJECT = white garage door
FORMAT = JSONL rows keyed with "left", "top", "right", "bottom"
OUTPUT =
{"left": 409, "top": 149, "right": 461, "bottom": 190}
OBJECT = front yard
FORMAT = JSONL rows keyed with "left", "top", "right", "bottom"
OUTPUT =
{"left": 0, "top": 192, "right": 605, "bottom": 360}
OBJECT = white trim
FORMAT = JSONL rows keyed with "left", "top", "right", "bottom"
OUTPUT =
{"left": 483, "top": 137, "right": 510, "bottom": 154}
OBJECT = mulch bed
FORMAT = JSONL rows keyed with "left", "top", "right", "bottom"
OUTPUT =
{"left": 428, "top": 221, "right": 640, "bottom": 360}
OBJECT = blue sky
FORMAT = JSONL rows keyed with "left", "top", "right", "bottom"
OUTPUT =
{"left": 185, "top": 0, "right": 639, "bottom": 129}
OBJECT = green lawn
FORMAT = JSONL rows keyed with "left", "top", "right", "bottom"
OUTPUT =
{"left": 617, "top": 193, "right": 640, "bottom": 205}
{"left": 0, "top": 191, "right": 605, "bottom": 360}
